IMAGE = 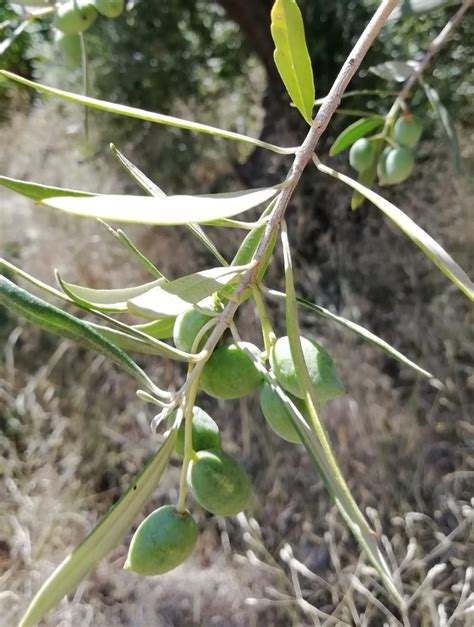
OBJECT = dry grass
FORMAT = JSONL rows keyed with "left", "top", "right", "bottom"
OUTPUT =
{"left": 1, "top": 102, "right": 473, "bottom": 625}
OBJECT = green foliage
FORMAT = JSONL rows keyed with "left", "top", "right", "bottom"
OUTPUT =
{"left": 124, "top": 505, "right": 198, "bottom": 576}
{"left": 189, "top": 448, "right": 252, "bottom": 516}
{"left": 200, "top": 342, "right": 262, "bottom": 399}
{"left": 54, "top": 30, "right": 82, "bottom": 67}
{"left": 167, "top": 407, "right": 221, "bottom": 458}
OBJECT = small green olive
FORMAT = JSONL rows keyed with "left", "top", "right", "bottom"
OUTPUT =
{"left": 173, "top": 307, "right": 213, "bottom": 353}
{"left": 393, "top": 115, "right": 422, "bottom": 148}
{"left": 189, "top": 448, "right": 252, "bottom": 516}
{"left": 259, "top": 381, "right": 306, "bottom": 443}
{"left": 93, "top": 0, "right": 124, "bottom": 18}
{"left": 349, "top": 138, "right": 376, "bottom": 172}
{"left": 54, "top": 1, "right": 97, "bottom": 35}
{"left": 166, "top": 406, "right": 221, "bottom": 458}
{"left": 124, "top": 505, "right": 198, "bottom": 576}
{"left": 200, "top": 342, "right": 262, "bottom": 400}
{"left": 384, "top": 147, "right": 415, "bottom": 184}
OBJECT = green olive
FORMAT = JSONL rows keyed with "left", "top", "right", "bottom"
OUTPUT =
{"left": 173, "top": 307, "right": 213, "bottom": 353}
{"left": 376, "top": 145, "right": 392, "bottom": 186}
{"left": 270, "top": 336, "right": 344, "bottom": 403}
{"left": 54, "top": 1, "right": 97, "bottom": 35}
{"left": 124, "top": 505, "right": 198, "bottom": 576}
{"left": 189, "top": 449, "right": 252, "bottom": 516}
{"left": 393, "top": 115, "right": 422, "bottom": 148}
{"left": 349, "top": 138, "right": 376, "bottom": 172}
{"left": 384, "top": 147, "right": 415, "bottom": 185}
{"left": 166, "top": 406, "right": 221, "bottom": 457}
{"left": 93, "top": 0, "right": 124, "bottom": 18}
{"left": 200, "top": 342, "right": 262, "bottom": 400}
{"left": 259, "top": 381, "right": 307, "bottom": 443}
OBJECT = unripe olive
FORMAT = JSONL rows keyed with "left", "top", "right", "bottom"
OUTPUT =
{"left": 54, "top": 1, "right": 97, "bottom": 35}
{"left": 93, "top": 0, "right": 124, "bottom": 18}
{"left": 270, "top": 336, "right": 344, "bottom": 404}
{"left": 173, "top": 307, "right": 213, "bottom": 353}
{"left": 189, "top": 448, "right": 252, "bottom": 516}
{"left": 259, "top": 381, "right": 307, "bottom": 444}
{"left": 200, "top": 342, "right": 262, "bottom": 400}
{"left": 124, "top": 505, "right": 198, "bottom": 576}
{"left": 167, "top": 406, "right": 221, "bottom": 458}
{"left": 54, "top": 30, "right": 81, "bottom": 67}
{"left": 393, "top": 115, "right": 422, "bottom": 148}
{"left": 349, "top": 138, "right": 376, "bottom": 172}
{"left": 376, "top": 145, "right": 392, "bottom": 185}
{"left": 384, "top": 147, "right": 415, "bottom": 184}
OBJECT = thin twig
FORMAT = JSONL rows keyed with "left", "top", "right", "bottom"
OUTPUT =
{"left": 402, "top": 0, "right": 473, "bottom": 96}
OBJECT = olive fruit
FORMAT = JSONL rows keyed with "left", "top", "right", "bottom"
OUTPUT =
{"left": 124, "top": 505, "right": 198, "bottom": 576}
{"left": 93, "top": 0, "right": 124, "bottom": 18}
{"left": 200, "top": 342, "right": 262, "bottom": 400}
{"left": 259, "top": 381, "right": 307, "bottom": 444}
{"left": 270, "top": 336, "right": 344, "bottom": 403}
{"left": 54, "top": 30, "right": 81, "bottom": 67}
{"left": 349, "top": 138, "right": 376, "bottom": 172}
{"left": 384, "top": 147, "right": 414, "bottom": 185}
{"left": 173, "top": 307, "right": 213, "bottom": 353}
{"left": 167, "top": 406, "right": 221, "bottom": 458}
{"left": 54, "top": 1, "right": 97, "bottom": 35}
{"left": 393, "top": 115, "right": 422, "bottom": 148}
{"left": 376, "top": 145, "right": 392, "bottom": 186}
{"left": 189, "top": 448, "right": 252, "bottom": 516}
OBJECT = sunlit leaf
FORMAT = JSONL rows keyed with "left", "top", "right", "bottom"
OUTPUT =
{"left": 41, "top": 187, "right": 279, "bottom": 225}
{"left": 58, "top": 276, "right": 164, "bottom": 313}
{"left": 0, "top": 71, "right": 297, "bottom": 155}
{"left": 329, "top": 118, "right": 384, "bottom": 157}
{"left": 128, "top": 265, "right": 248, "bottom": 319}
{"left": 264, "top": 288, "right": 434, "bottom": 379}
{"left": 270, "top": 0, "right": 315, "bottom": 124}
{"left": 134, "top": 317, "right": 175, "bottom": 340}
{"left": 389, "top": 0, "right": 453, "bottom": 21}
{"left": 423, "top": 83, "right": 461, "bottom": 171}
{"left": 0, "top": 175, "right": 94, "bottom": 201}
{"left": 316, "top": 160, "right": 474, "bottom": 301}
{"left": 19, "top": 430, "right": 177, "bottom": 627}
{"left": 369, "top": 60, "right": 418, "bottom": 82}
{"left": 0, "top": 276, "right": 161, "bottom": 393}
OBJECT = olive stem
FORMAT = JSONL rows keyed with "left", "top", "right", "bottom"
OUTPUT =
{"left": 177, "top": 376, "right": 199, "bottom": 513}
{"left": 252, "top": 286, "right": 276, "bottom": 358}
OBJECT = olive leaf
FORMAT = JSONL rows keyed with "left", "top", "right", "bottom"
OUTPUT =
{"left": 0, "top": 71, "right": 297, "bottom": 155}
{"left": 369, "top": 60, "right": 418, "bottom": 82}
{"left": 423, "top": 83, "right": 461, "bottom": 171}
{"left": 276, "top": 223, "right": 402, "bottom": 603}
{"left": 264, "top": 288, "right": 434, "bottom": 379}
{"left": 0, "top": 174, "right": 95, "bottom": 201}
{"left": 40, "top": 186, "right": 280, "bottom": 226}
{"left": 0, "top": 276, "right": 162, "bottom": 393}
{"left": 315, "top": 159, "right": 474, "bottom": 301}
{"left": 90, "top": 323, "right": 177, "bottom": 356}
{"left": 329, "top": 118, "right": 385, "bottom": 157}
{"left": 133, "top": 317, "right": 176, "bottom": 340}
{"left": 19, "top": 429, "right": 177, "bottom": 627}
{"left": 0, "top": 19, "right": 30, "bottom": 55}
{"left": 389, "top": 0, "right": 453, "bottom": 21}
{"left": 270, "top": 0, "right": 315, "bottom": 124}
{"left": 128, "top": 265, "right": 250, "bottom": 319}
{"left": 57, "top": 275, "right": 164, "bottom": 313}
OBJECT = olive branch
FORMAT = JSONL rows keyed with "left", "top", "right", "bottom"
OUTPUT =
{"left": 1, "top": 0, "right": 473, "bottom": 624}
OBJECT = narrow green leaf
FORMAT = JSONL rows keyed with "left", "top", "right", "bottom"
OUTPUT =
{"left": 109, "top": 144, "right": 228, "bottom": 266}
{"left": 128, "top": 265, "right": 249, "bottom": 319}
{"left": 265, "top": 288, "right": 434, "bottom": 379}
{"left": 369, "top": 60, "right": 417, "bottom": 82}
{"left": 270, "top": 0, "right": 315, "bottom": 124}
{"left": 19, "top": 430, "right": 176, "bottom": 627}
{"left": 329, "top": 118, "right": 384, "bottom": 157}
{"left": 0, "top": 71, "right": 297, "bottom": 155}
{"left": 241, "top": 345, "right": 402, "bottom": 604}
{"left": 57, "top": 275, "right": 164, "bottom": 313}
{"left": 134, "top": 318, "right": 176, "bottom": 340}
{"left": 423, "top": 83, "right": 461, "bottom": 171}
{"left": 316, "top": 160, "right": 474, "bottom": 301}
{"left": 0, "top": 175, "right": 94, "bottom": 201}
{"left": 41, "top": 187, "right": 279, "bottom": 225}
{"left": 0, "top": 276, "right": 161, "bottom": 393}
{"left": 90, "top": 324, "right": 182, "bottom": 357}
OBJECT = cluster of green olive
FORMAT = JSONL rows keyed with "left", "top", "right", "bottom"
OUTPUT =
{"left": 349, "top": 114, "right": 422, "bottom": 186}
{"left": 125, "top": 306, "right": 344, "bottom": 576}
{"left": 53, "top": 0, "right": 124, "bottom": 66}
